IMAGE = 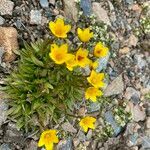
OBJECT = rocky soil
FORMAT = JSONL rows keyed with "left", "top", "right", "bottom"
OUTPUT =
{"left": 0, "top": 0, "right": 150, "bottom": 150}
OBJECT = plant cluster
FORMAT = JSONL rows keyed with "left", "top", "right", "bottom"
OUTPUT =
{"left": 3, "top": 17, "right": 110, "bottom": 149}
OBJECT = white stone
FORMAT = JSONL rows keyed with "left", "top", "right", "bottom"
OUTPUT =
{"left": 92, "top": 2, "right": 111, "bottom": 26}
{"left": 104, "top": 74, "right": 124, "bottom": 96}
{"left": 0, "top": 0, "right": 14, "bottom": 15}
{"left": 63, "top": 0, "right": 78, "bottom": 22}
{"left": 30, "top": 10, "right": 42, "bottom": 25}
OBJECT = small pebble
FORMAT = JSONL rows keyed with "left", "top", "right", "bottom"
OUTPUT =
{"left": 30, "top": 10, "right": 42, "bottom": 25}
{"left": 0, "top": 0, "right": 14, "bottom": 15}
{"left": 40, "top": 0, "right": 49, "bottom": 8}
{"left": 0, "top": 16, "right": 5, "bottom": 25}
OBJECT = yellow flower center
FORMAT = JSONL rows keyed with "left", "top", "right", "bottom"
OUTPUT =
{"left": 55, "top": 28, "right": 63, "bottom": 35}
{"left": 55, "top": 53, "right": 63, "bottom": 61}
{"left": 44, "top": 133, "right": 53, "bottom": 144}
{"left": 77, "top": 55, "right": 84, "bottom": 61}
{"left": 91, "top": 78, "right": 97, "bottom": 84}
{"left": 96, "top": 50, "right": 101, "bottom": 54}
{"left": 82, "top": 119, "right": 89, "bottom": 125}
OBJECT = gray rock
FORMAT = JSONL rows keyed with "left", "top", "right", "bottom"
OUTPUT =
{"left": 0, "top": 16, "right": 5, "bottom": 25}
{"left": 124, "top": 87, "right": 140, "bottom": 104}
{"left": 96, "top": 52, "right": 110, "bottom": 72}
{"left": 134, "top": 54, "right": 147, "bottom": 69}
{"left": 40, "top": 0, "right": 49, "bottom": 8}
{"left": 129, "top": 133, "right": 138, "bottom": 145}
{"left": 24, "top": 140, "right": 37, "bottom": 150}
{"left": 80, "top": 0, "right": 92, "bottom": 16}
{"left": 0, "top": 144, "right": 11, "bottom": 150}
{"left": 92, "top": 2, "right": 111, "bottom": 26}
{"left": 61, "top": 122, "right": 77, "bottom": 133}
{"left": 0, "top": 47, "right": 5, "bottom": 64}
{"left": 146, "top": 117, "right": 150, "bottom": 129}
{"left": 0, "top": 92, "right": 8, "bottom": 126}
{"left": 78, "top": 131, "right": 86, "bottom": 142}
{"left": 142, "top": 136, "right": 150, "bottom": 149}
{"left": 104, "top": 74, "right": 124, "bottom": 96}
{"left": 4, "top": 122, "right": 24, "bottom": 145}
{"left": 87, "top": 102, "right": 101, "bottom": 113}
{"left": 63, "top": 0, "right": 78, "bottom": 22}
{"left": 86, "top": 129, "right": 92, "bottom": 140}
{"left": 57, "top": 138, "right": 73, "bottom": 150}
{"left": 0, "top": 0, "right": 14, "bottom": 15}
{"left": 104, "top": 111, "right": 122, "bottom": 136}
{"left": 128, "top": 103, "right": 146, "bottom": 122}
{"left": 30, "top": 10, "right": 42, "bottom": 25}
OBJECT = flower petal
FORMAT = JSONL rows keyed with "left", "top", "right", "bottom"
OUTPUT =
{"left": 64, "top": 25, "right": 71, "bottom": 33}
{"left": 60, "top": 44, "right": 68, "bottom": 53}
{"left": 45, "top": 143, "right": 53, "bottom": 150}
{"left": 56, "top": 18, "right": 64, "bottom": 26}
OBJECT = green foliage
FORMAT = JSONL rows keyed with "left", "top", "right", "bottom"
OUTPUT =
{"left": 113, "top": 102, "right": 132, "bottom": 127}
{"left": 3, "top": 39, "right": 87, "bottom": 132}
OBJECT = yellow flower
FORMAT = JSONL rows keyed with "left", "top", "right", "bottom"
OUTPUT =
{"left": 75, "top": 48, "right": 91, "bottom": 67}
{"left": 85, "top": 87, "right": 103, "bottom": 102}
{"left": 79, "top": 116, "right": 96, "bottom": 132}
{"left": 49, "top": 18, "right": 71, "bottom": 38}
{"left": 90, "top": 60, "right": 99, "bottom": 70}
{"left": 38, "top": 130, "right": 59, "bottom": 150}
{"left": 49, "top": 43, "right": 72, "bottom": 64}
{"left": 77, "top": 28, "right": 93, "bottom": 42}
{"left": 94, "top": 42, "right": 109, "bottom": 57}
{"left": 65, "top": 54, "right": 77, "bottom": 71}
{"left": 87, "top": 70, "right": 105, "bottom": 88}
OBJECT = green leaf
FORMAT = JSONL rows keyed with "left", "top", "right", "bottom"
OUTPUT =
{"left": 31, "top": 55, "right": 44, "bottom": 67}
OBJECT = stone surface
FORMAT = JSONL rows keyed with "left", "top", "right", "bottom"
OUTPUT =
{"left": 30, "top": 10, "right": 42, "bottom": 25}
{"left": 146, "top": 117, "right": 150, "bottom": 129}
{"left": 80, "top": 0, "right": 92, "bottom": 16}
{"left": 0, "top": 92, "right": 8, "bottom": 126}
{"left": 4, "top": 122, "right": 24, "bottom": 146}
{"left": 0, "top": 16, "right": 5, "bottom": 25}
{"left": 104, "top": 74, "right": 124, "bottom": 96}
{"left": 142, "top": 136, "right": 150, "bottom": 149}
{"left": 57, "top": 138, "right": 73, "bottom": 150}
{"left": 40, "top": 0, "right": 49, "bottom": 8}
{"left": 25, "top": 140, "right": 37, "bottom": 150}
{"left": 0, "top": 144, "right": 11, "bottom": 150}
{"left": 124, "top": 87, "right": 140, "bottom": 104}
{"left": 127, "top": 34, "right": 138, "bottom": 47}
{"left": 119, "top": 47, "right": 130, "bottom": 54}
{"left": 96, "top": 52, "right": 110, "bottom": 72}
{"left": 0, "top": 27, "right": 18, "bottom": 62}
{"left": 92, "top": 2, "right": 111, "bottom": 25}
{"left": 134, "top": 54, "right": 147, "bottom": 69}
{"left": 126, "top": 102, "right": 146, "bottom": 122}
{"left": 61, "top": 122, "right": 77, "bottom": 133}
{"left": 78, "top": 131, "right": 86, "bottom": 142}
{"left": 0, "top": 47, "right": 5, "bottom": 64}
{"left": 104, "top": 111, "right": 122, "bottom": 136}
{"left": 49, "top": 0, "right": 55, "bottom": 5}
{"left": 63, "top": 0, "right": 78, "bottom": 22}
{"left": 87, "top": 102, "right": 101, "bottom": 113}
{"left": 0, "top": 0, "right": 14, "bottom": 15}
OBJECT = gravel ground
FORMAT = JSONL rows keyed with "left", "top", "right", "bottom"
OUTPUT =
{"left": 0, "top": 0, "right": 150, "bottom": 150}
